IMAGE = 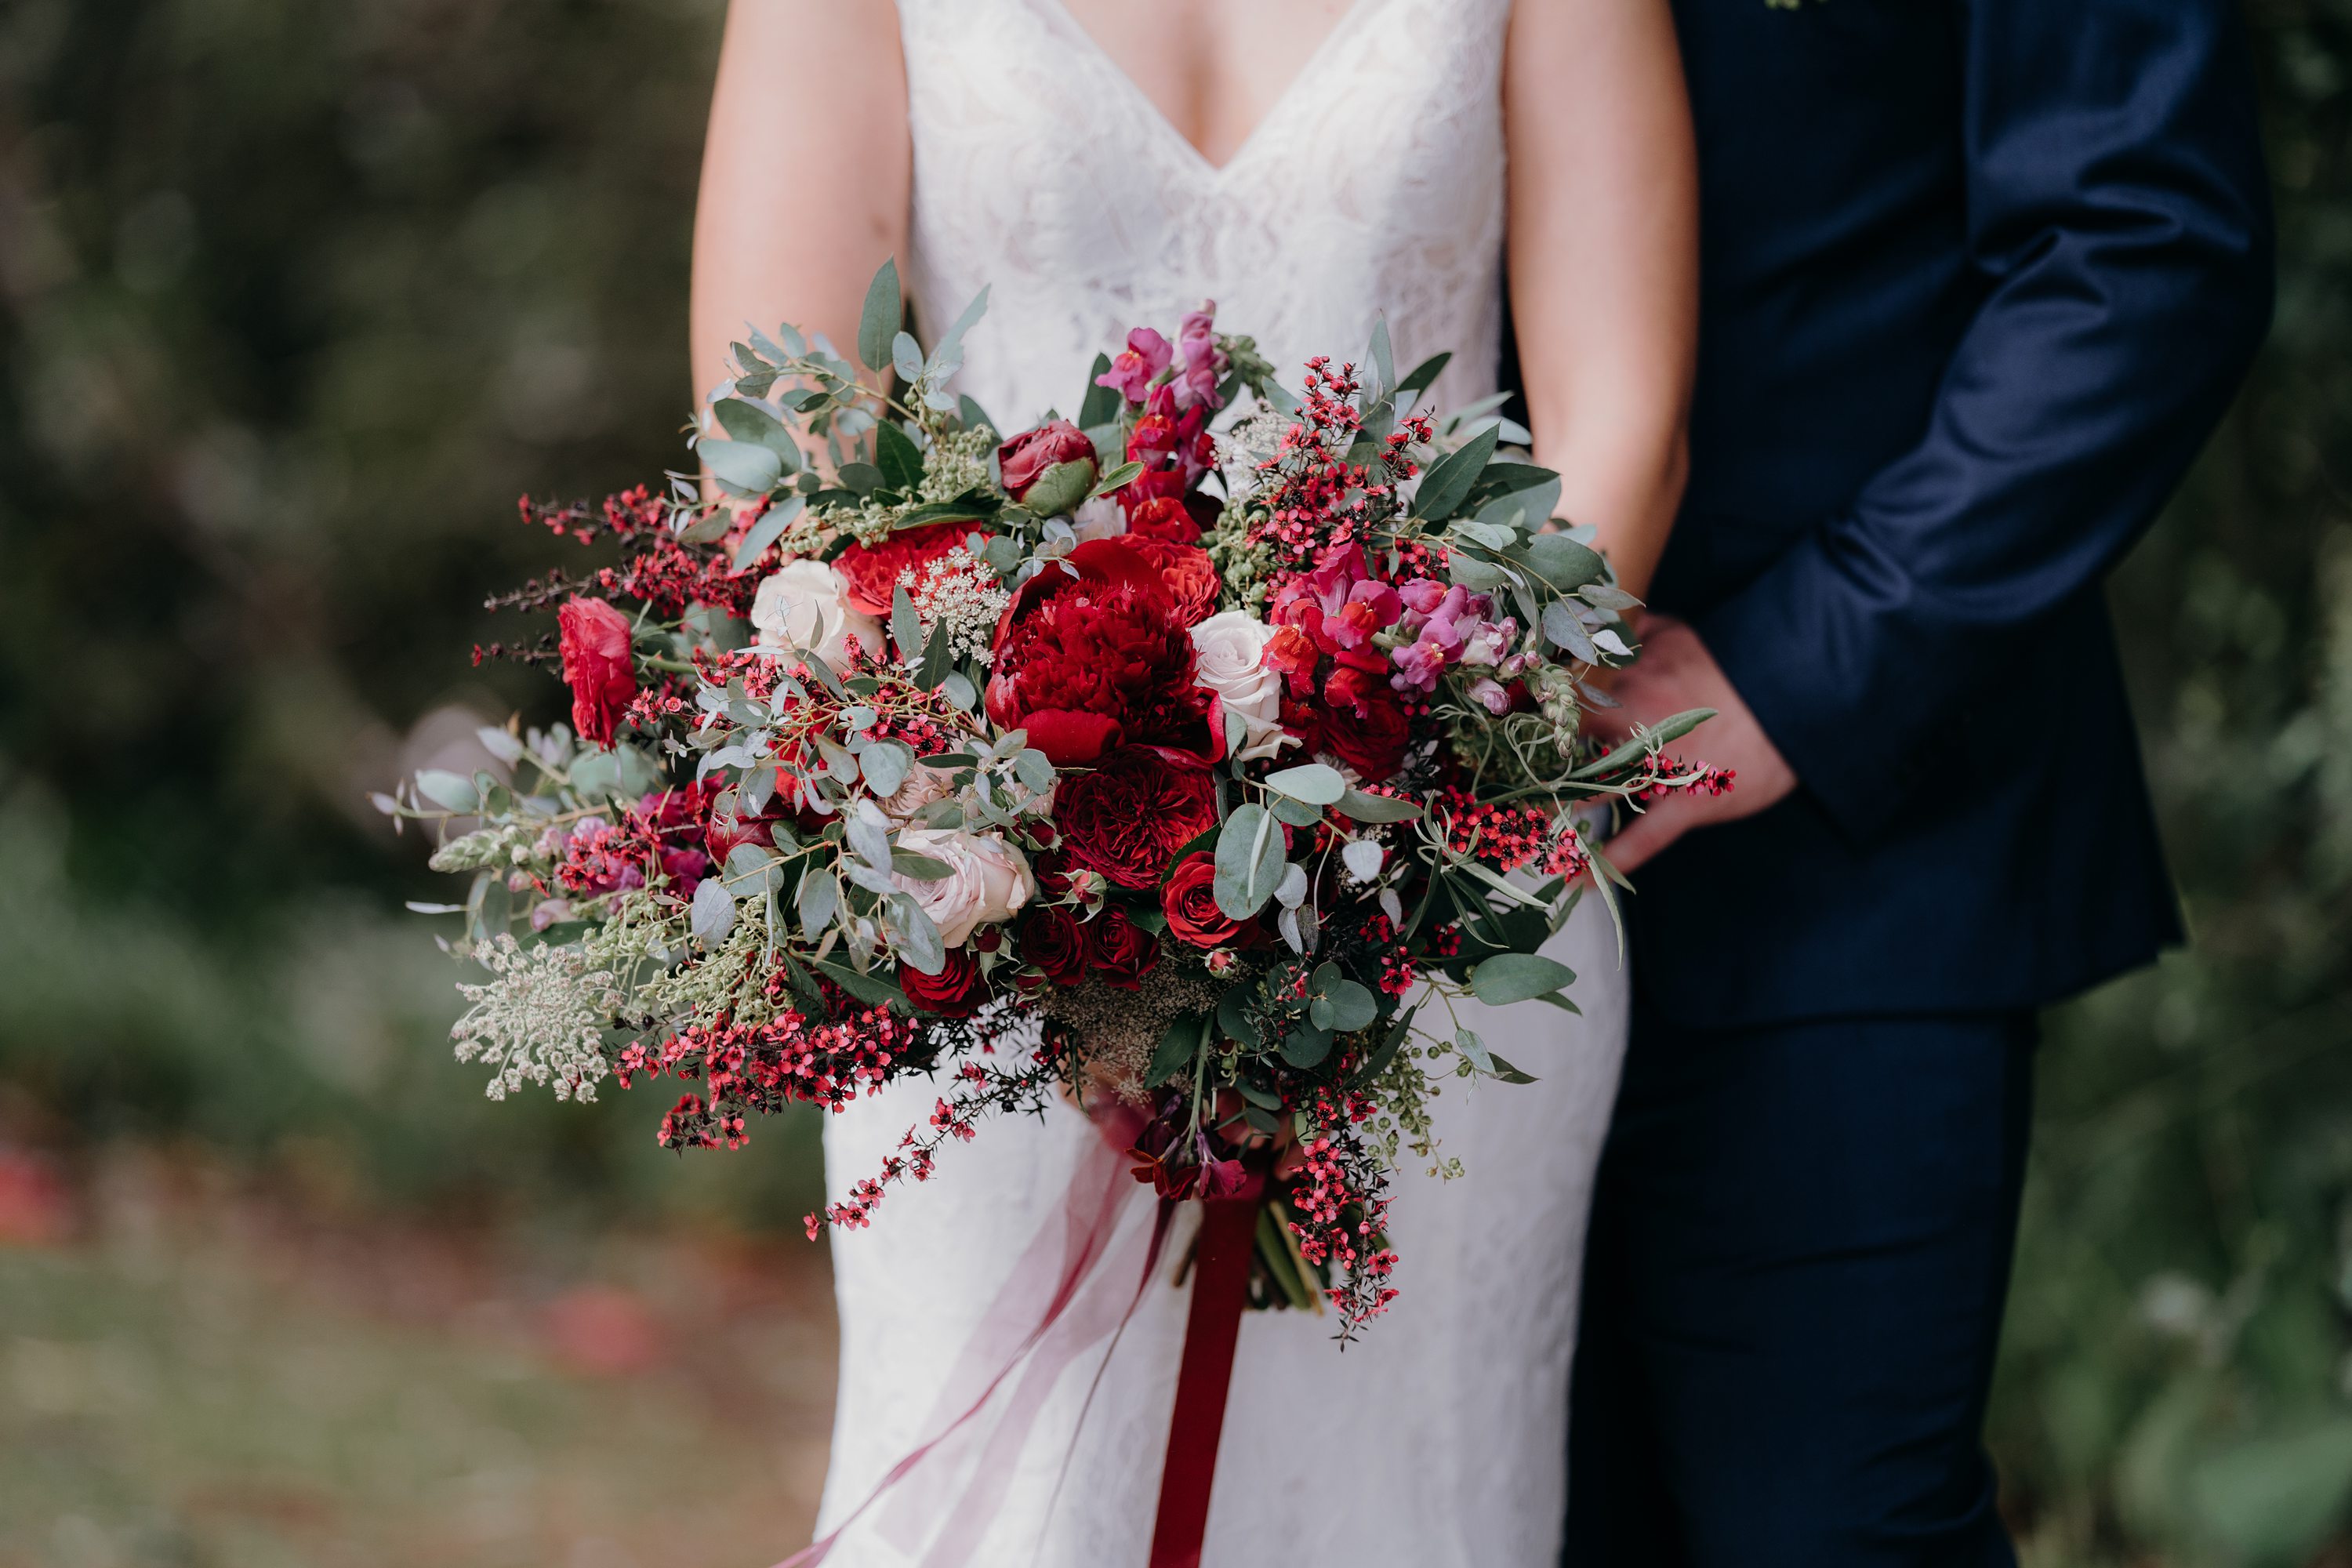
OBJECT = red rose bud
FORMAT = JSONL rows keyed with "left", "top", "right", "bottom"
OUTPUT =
{"left": 897, "top": 946, "right": 985, "bottom": 1017}
{"left": 996, "top": 419, "right": 1096, "bottom": 501}
{"left": 1085, "top": 905, "right": 1161, "bottom": 991}
{"left": 1018, "top": 904, "right": 1089, "bottom": 987}
{"left": 557, "top": 597, "right": 638, "bottom": 748}
{"left": 1053, "top": 748, "right": 1218, "bottom": 889}
{"left": 1162, "top": 851, "right": 1250, "bottom": 949}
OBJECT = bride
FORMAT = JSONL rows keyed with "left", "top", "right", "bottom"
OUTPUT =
{"left": 691, "top": 1, "right": 1694, "bottom": 1562}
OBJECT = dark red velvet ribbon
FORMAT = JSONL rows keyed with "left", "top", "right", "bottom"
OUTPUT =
{"left": 1147, "top": 1181, "right": 1264, "bottom": 1568}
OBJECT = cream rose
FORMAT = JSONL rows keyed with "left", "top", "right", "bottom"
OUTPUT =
{"left": 1189, "top": 610, "right": 1290, "bottom": 762}
{"left": 874, "top": 761, "right": 958, "bottom": 821}
{"left": 750, "top": 560, "right": 882, "bottom": 667}
{"left": 891, "top": 829, "right": 1036, "bottom": 948}
{"left": 1069, "top": 495, "right": 1128, "bottom": 543}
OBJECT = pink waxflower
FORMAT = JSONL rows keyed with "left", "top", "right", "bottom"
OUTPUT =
{"left": 1095, "top": 327, "right": 1173, "bottom": 405}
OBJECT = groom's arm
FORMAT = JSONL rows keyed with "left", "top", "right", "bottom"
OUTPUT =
{"left": 1668, "top": 0, "right": 2274, "bottom": 849}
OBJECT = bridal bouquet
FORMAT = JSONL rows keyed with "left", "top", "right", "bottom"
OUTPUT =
{"left": 384, "top": 263, "right": 1726, "bottom": 1334}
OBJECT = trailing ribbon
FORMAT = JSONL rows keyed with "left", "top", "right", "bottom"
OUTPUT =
{"left": 1146, "top": 1175, "right": 1265, "bottom": 1568}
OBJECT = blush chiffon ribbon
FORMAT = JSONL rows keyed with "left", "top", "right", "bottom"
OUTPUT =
{"left": 775, "top": 1121, "right": 1263, "bottom": 1568}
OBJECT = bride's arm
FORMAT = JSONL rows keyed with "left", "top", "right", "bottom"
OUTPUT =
{"left": 1503, "top": 0, "right": 1697, "bottom": 600}
{"left": 690, "top": 0, "right": 912, "bottom": 405}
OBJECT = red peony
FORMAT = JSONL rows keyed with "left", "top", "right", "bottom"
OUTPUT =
{"left": 1087, "top": 905, "right": 1161, "bottom": 990}
{"left": 1162, "top": 852, "right": 1250, "bottom": 949}
{"left": 1019, "top": 904, "right": 1088, "bottom": 986}
{"left": 1124, "top": 495, "right": 1198, "bottom": 543}
{"left": 1121, "top": 535, "right": 1219, "bottom": 626}
{"left": 557, "top": 597, "right": 638, "bottom": 748}
{"left": 1054, "top": 748, "right": 1218, "bottom": 889}
{"left": 898, "top": 947, "right": 985, "bottom": 1017}
{"left": 833, "top": 523, "right": 967, "bottom": 618}
{"left": 997, "top": 419, "right": 1095, "bottom": 500}
{"left": 985, "top": 539, "right": 1210, "bottom": 766}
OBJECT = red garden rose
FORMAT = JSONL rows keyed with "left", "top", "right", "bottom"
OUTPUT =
{"left": 1162, "top": 852, "right": 1250, "bottom": 949}
{"left": 996, "top": 419, "right": 1095, "bottom": 500}
{"left": 832, "top": 522, "right": 967, "bottom": 618}
{"left": 898, "top": 947, "right": 985, "bottom": 1017}
{"left": 1019, "top": 903, "right": 1088, "bottom": 987}
{"left": 557, "top": 597, "right": 638, "bottom": 748}
{"left": 1086, "top": 905, "right": 1161, "bottom": 990}
{"left": 985, "top": 538, "right": 1210, "bottom": 766}
{"left": 1123, "top": 492, "right": 1199, "bottom": 543}
{"left": 1054, "top": 747, "right": 1218, "bottom": 889}
{"left": 1120, "top": 535, "right": 1219, "bottom": 626}
{"left": 1323, "top": 683, "right": 1412, "bottom": 781}
{"left": 1118, "top": 466, "right": 1188, "bottom": 515}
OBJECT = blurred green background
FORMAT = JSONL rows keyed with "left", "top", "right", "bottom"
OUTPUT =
{"left": 0, "top": 1, "right": 2347, "bottom": 1563}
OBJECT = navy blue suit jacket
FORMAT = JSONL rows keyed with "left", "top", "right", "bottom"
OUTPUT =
{"left": 1628, "top": 0, "right": 2274, "bottom": 1026}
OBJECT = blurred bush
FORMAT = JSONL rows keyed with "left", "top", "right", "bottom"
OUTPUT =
{"left": 0, "top": 1, "right": 2347, "bottom": 1563}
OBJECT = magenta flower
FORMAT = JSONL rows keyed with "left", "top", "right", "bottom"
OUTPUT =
{"left": 1095, "top": 327, "right": 1173, "bottom": 405}
{"left": 1173, "top": 304, "right": 1229, "bottom": 411}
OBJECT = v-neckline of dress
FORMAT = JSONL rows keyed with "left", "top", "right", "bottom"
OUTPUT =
{"left": 1026, "top": 0, "right": 1385, "bottom": 180}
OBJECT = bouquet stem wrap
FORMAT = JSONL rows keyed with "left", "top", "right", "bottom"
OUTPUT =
{"left": 1148, "top": 1173, "right": 1266, "bottom": 1568}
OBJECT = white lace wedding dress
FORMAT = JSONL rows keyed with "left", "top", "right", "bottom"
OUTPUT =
{"left": 811, "top": 1, "right": 1631, "bottom": 1563}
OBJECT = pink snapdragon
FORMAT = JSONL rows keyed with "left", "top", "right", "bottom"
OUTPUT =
{"left": 1095, "top": 327, "right": 1173, "bottom": 405}
{"left": 1173, "top": 303, "right": 1229, "bottom": 411}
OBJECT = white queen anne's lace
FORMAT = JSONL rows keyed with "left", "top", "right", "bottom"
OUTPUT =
{"left": 450, "top": 934, "right": 619, "bottom": 1102}
{"left": 818, "top": 6, "right": 1631, "bottom": 1565}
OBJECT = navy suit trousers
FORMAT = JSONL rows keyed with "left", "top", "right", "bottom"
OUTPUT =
{"left": 1563, "top": 1004, "right": 2036, "bottom": 1566}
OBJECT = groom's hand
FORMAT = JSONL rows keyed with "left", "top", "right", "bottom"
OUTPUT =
{"left": 1591, "top": 616, "right": 1798, "bottom": 874}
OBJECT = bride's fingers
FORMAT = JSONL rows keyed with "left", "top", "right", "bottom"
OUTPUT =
{"left": 1599, "top": 797, "right": 1690, "bottom": 875}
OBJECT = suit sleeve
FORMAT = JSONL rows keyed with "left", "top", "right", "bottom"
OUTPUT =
{"left": 1695, "top": 0, "right": 2274, "bottom": 844}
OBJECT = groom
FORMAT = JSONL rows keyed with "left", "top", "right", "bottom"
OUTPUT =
{"left": 1561, "top": 0, "right": 2273, "bottom": 1563}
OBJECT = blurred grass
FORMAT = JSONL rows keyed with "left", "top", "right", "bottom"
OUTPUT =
{"left": 0, "top": 0, "right": 2348, "bottom": 1563}
{"left": 0, "top": 1149, "right": 835, "bottom": 1568}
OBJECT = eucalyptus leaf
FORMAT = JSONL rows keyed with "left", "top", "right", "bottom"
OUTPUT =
{"left": 1468, "top": 952, "right": 1578, "bottom": 1005}
{"left": 890, "top": 584, "right": 924, "bottom": 664}
{"left": 857, "top": 257, "right": 902, "bottom": 373}
{"left": 700, "top": 438, "right": 783, "bottom": 498}
{"left": 415, "top": 769, "right": 479, "bottom": 814}
{"left": 713, "top": 397, "right": 801, "bottom": 466}
{"left": 862, "top": 738, "right": 915, "bottom": 798}
{"left": 1395, "top": 350, "right": 1451, "bottom": 406}
{"left": 796, "top": 869, "right": 839, "bottom": 937}
{"left": 1280, "top": 1025, "right": 1336, "bottom": 1069}
{"left": 1414, "top": 424, "right": 1499, "bottom": 522}
{"left": 876, "top": 422, "right": 926, "bottom": 495}
{"left": 929, "top": 285, "right": 989, "bottom": 379}
{"left": 691, "top": 877, "right": 738, "bottom": 946}
{"left": 1334, "top": 788, "right": 1423, "bottom": 824}
{"left": 1265, "top": 762, "right": 1347, "bottom": 806}
{"left": 1147, "top": 1014, "right": 1205, "bottom": 1088}
{"left": 730, "top": 495, "right": 806, "bottom": 572}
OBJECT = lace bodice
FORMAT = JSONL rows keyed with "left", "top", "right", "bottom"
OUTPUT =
{"left": 896, "top": 0, "right": 1511, "bottom": 426}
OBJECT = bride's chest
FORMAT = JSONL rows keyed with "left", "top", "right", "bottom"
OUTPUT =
{"left": 898, "top": 0, "right": 1510, "bottom": 277}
